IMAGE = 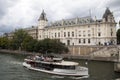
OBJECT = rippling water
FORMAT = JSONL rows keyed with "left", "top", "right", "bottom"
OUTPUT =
{"left": 0, "top": 53, "right": 120, "bottom": 80}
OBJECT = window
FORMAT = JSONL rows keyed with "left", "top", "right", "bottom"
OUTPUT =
{"left": 111, "top": 28, "right": 113, "bottom": 36}
{"left": 68, "top": 32, "right": 70, "bottom": 37}
{"left": 83, "top": 39, "right": 85, "bottom": 43}
{"left": 88, "top": 39, "right": 90, "bottom": 44}
{"left": 55, "top": 33, "right": 56, "bottom": 37}
{"left": 67, "top": 40, "right": 70, "bottom": 45}
{"left": 79, "top": 34, "right": 81, "bottom": 37}
{"left": 88, "top": 34, "right": 90, "bottom": 36}
{"left": 72, "top": 43, "right": 74, "bottom": 45}
{"left": 79, "top": 39, "right": 81, "bottom": 43}
{"left": 64, "top": 32, "right": 66, "bottom": 37}
{"left": 79, "top": 31, "right": 81, "bottom": 37}
{"left": 58, "top": 32, "right": 60, "bottom": 37}
{"left": 72, "top": 32, "right": 74, "bottom": 37}
{"left": 98, "top": 32, "right": 101, "bottom": 36}
{"left": 83, "top": 31, "right": 86, "bottom": 37}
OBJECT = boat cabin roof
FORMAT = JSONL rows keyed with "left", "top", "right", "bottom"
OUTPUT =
{"left": 53, "top": 61, "right": 79, "bottom": 66}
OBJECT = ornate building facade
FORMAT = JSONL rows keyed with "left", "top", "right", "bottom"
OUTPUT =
{"left": 38, "top": 8, "right": 117, "bottom": 46}
{"left": 3, "top": 8, "right": 117, "bottom": 46}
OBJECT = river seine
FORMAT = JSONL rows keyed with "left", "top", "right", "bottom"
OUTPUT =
{"left": 0, "top": 53, "right": 120, "bottom": 80}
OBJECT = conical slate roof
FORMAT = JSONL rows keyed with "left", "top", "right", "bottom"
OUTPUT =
{"left": 38, "top": 10, "right": 48, "bottom": 21}
{"left": 103, "top": 8, "right": 112, "bottom": 21}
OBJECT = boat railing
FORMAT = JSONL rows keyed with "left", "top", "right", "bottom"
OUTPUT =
{"left": 26, "top": 55, "right": 63, "bottom": 63}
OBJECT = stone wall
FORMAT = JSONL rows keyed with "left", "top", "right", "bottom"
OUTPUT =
{"left": 68, "top": 45, "right": 104, "bottom": 55}
{"left": 68, "top": 45, "right": 118, "bottom": 57}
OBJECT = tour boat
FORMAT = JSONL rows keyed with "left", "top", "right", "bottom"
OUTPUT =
{"left": 23, "top": 55, "right": 89, "bottom": 77}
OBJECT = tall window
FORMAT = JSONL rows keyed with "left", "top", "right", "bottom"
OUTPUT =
{"left": 83, "top": 31, "right": 86, "bottom": 37}
{"left": 88, "top": 39, "right": 90, "bottom": 44}
{"left": 98, "top": 32, "right": 101, "bottom": 36}
{"left": 58, "top": 32, "right": 60, "bottom": 37}
{"left": 79, "top": 39, "right": 81, "bottom": 43}
{"left": 83, "top": 39, "right": 85, "bottom": 43}
{"left": 68, "top": 32, "right": 70, "bottom": 37}
{"left": 67, "top": 40, "right": 70, "bottom": 45}
{"left": 111, "top": 28, "right": 113, "bottom": 36}
{"left": 55, "top": 33, "right": 56, "bottom": 37}
{"left": 79, "top": 31, "right": 81, "bottom": 37}
{"left": 64, "top": 32, "right": 66, "bottom": 37}
{"left": 72, "top": 32, "right": 74, "bottom": 37}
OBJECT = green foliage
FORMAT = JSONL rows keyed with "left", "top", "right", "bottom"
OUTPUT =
{"left": 35, "top": 39, "right": 69, "bottom": 54}
{"left": 0, "top": 37, "right": 9, "bottom": 49}
{"left": 22, "top": 36, "right": 37, "bottom": 52}
{"left": 117, "top": 29, "right": 120, "bottom": 44}
{"left": 11, "top": 29, "right": 29, "bottom": 50}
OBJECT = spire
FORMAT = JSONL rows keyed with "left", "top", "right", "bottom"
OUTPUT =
{"left": 103, "top": 7, "right": 112, "bottom": 21}
{"left": 38, "top": 10, "right": 48, "bottom": 21}
{"left": 119, "top": 20, "right": 120, "bottom": 26}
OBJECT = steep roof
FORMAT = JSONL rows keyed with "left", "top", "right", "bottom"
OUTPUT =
{"left": 103, "top": 8, "right": 112, "bottom": 21}
{"left": 50, "top": 16, "right": 94, "bottom": 27}
{"left": 38, "top": 10, "right": 48, "bottom": 21}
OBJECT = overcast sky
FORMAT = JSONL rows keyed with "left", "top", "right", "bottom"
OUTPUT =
{"left": 0, "top": 0, "right": 120, "bottom": 35}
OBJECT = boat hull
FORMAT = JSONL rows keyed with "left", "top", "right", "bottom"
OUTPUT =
{"left": 23, "top": 62, "right": 89, "bottom": 77}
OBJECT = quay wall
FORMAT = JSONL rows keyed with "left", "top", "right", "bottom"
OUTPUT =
{"left": 0, "top": 45, "right": 119, "bottom": 61}
{"left": 68, "top": 45, "right": 103, "bottom": 55}
{"left": 68, "top": 45, "right": 117, "bottom": 56}
{"left": 114, "top": 62, "right": 120, "bottom": 72}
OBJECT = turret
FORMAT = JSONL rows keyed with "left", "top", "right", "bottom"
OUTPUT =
{"left": 119, "top": 21, "right": 120, "bottom": 27}
{"left": 102, "top": 8, "right": 115, "bottom": 23}
{"left": 38, "top": 10, "right": 48, "bottom": 29}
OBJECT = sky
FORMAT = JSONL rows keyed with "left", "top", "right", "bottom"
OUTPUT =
{"left": 0, "top": 0, "right": 120, "bottom": 35}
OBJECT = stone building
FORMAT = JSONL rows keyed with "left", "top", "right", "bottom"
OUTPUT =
{"left": 24, "top": 26, "right": 38, "bottom": 39}
{"left": 38, "top": 8, "right": 117, "bottom": 46}
{"left": 4, "top": 8, "right": 117, "bottom": 46}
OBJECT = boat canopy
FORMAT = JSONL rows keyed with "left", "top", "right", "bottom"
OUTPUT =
{"left": 53, "top": 61, "right": 79, "bottom": 66}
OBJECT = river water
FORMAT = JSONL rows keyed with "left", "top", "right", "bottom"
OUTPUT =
{"left": 0, "top": 53, "right": 120, "bottom": 80}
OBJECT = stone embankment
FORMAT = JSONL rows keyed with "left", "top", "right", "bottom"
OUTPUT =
{"left": 90, "top": 46, "right": 118, "bottom": 58}
{"left": 62, "top": 45, "right": 119, "bottom": 62}
{"left": 0, "top": 45, "right": 119, "bottom": 62}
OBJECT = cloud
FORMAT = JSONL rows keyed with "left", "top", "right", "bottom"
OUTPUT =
{"left": 0, "top": 0, "right": 18, "bottom": 18}
{"left": 107, "top": 0, "right": 120, "bottom": 8}
{"left": 0, "top": 0, "right": 120, "bottom": 35}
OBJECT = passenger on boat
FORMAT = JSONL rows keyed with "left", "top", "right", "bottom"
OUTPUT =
{"left": 44, "top": 57, "right": 52, "bottom": 62}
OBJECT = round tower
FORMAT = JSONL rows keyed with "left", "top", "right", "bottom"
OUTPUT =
{"left": 38, "top": 10, "right": 48, "bottom": 40}
{"left": 38, "top": 10, "right": 48, "bottom": 29}
{"left": 102, "top": 8, "right": 115, "bottom": 23}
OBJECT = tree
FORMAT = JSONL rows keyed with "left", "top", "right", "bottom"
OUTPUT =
{"left": 117, "top": 29, "right": 120, "bottom": 44}
{"left": 22, "top": 36, "right": 37, "bottom": 52}
{"left": 35, "top": 38, "right": 69, "bottom": 54}
{"left": 0, "top": 37, "right": 9, "bottom": 49}
{"left": 11, "top": 29, "right": 30, "bottom": 50}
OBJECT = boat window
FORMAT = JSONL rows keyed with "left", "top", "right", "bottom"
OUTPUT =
{"left": 53, "top": 65, "right": 75, "bottom": 70}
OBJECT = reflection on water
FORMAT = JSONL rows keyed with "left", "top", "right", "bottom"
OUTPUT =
{"left": 0, "top": 53, "right": 120, "bottom": 80}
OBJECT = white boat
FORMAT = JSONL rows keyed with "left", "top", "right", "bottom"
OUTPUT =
{"left": 23, "top": 55, "right": 89, "bottom": 77}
